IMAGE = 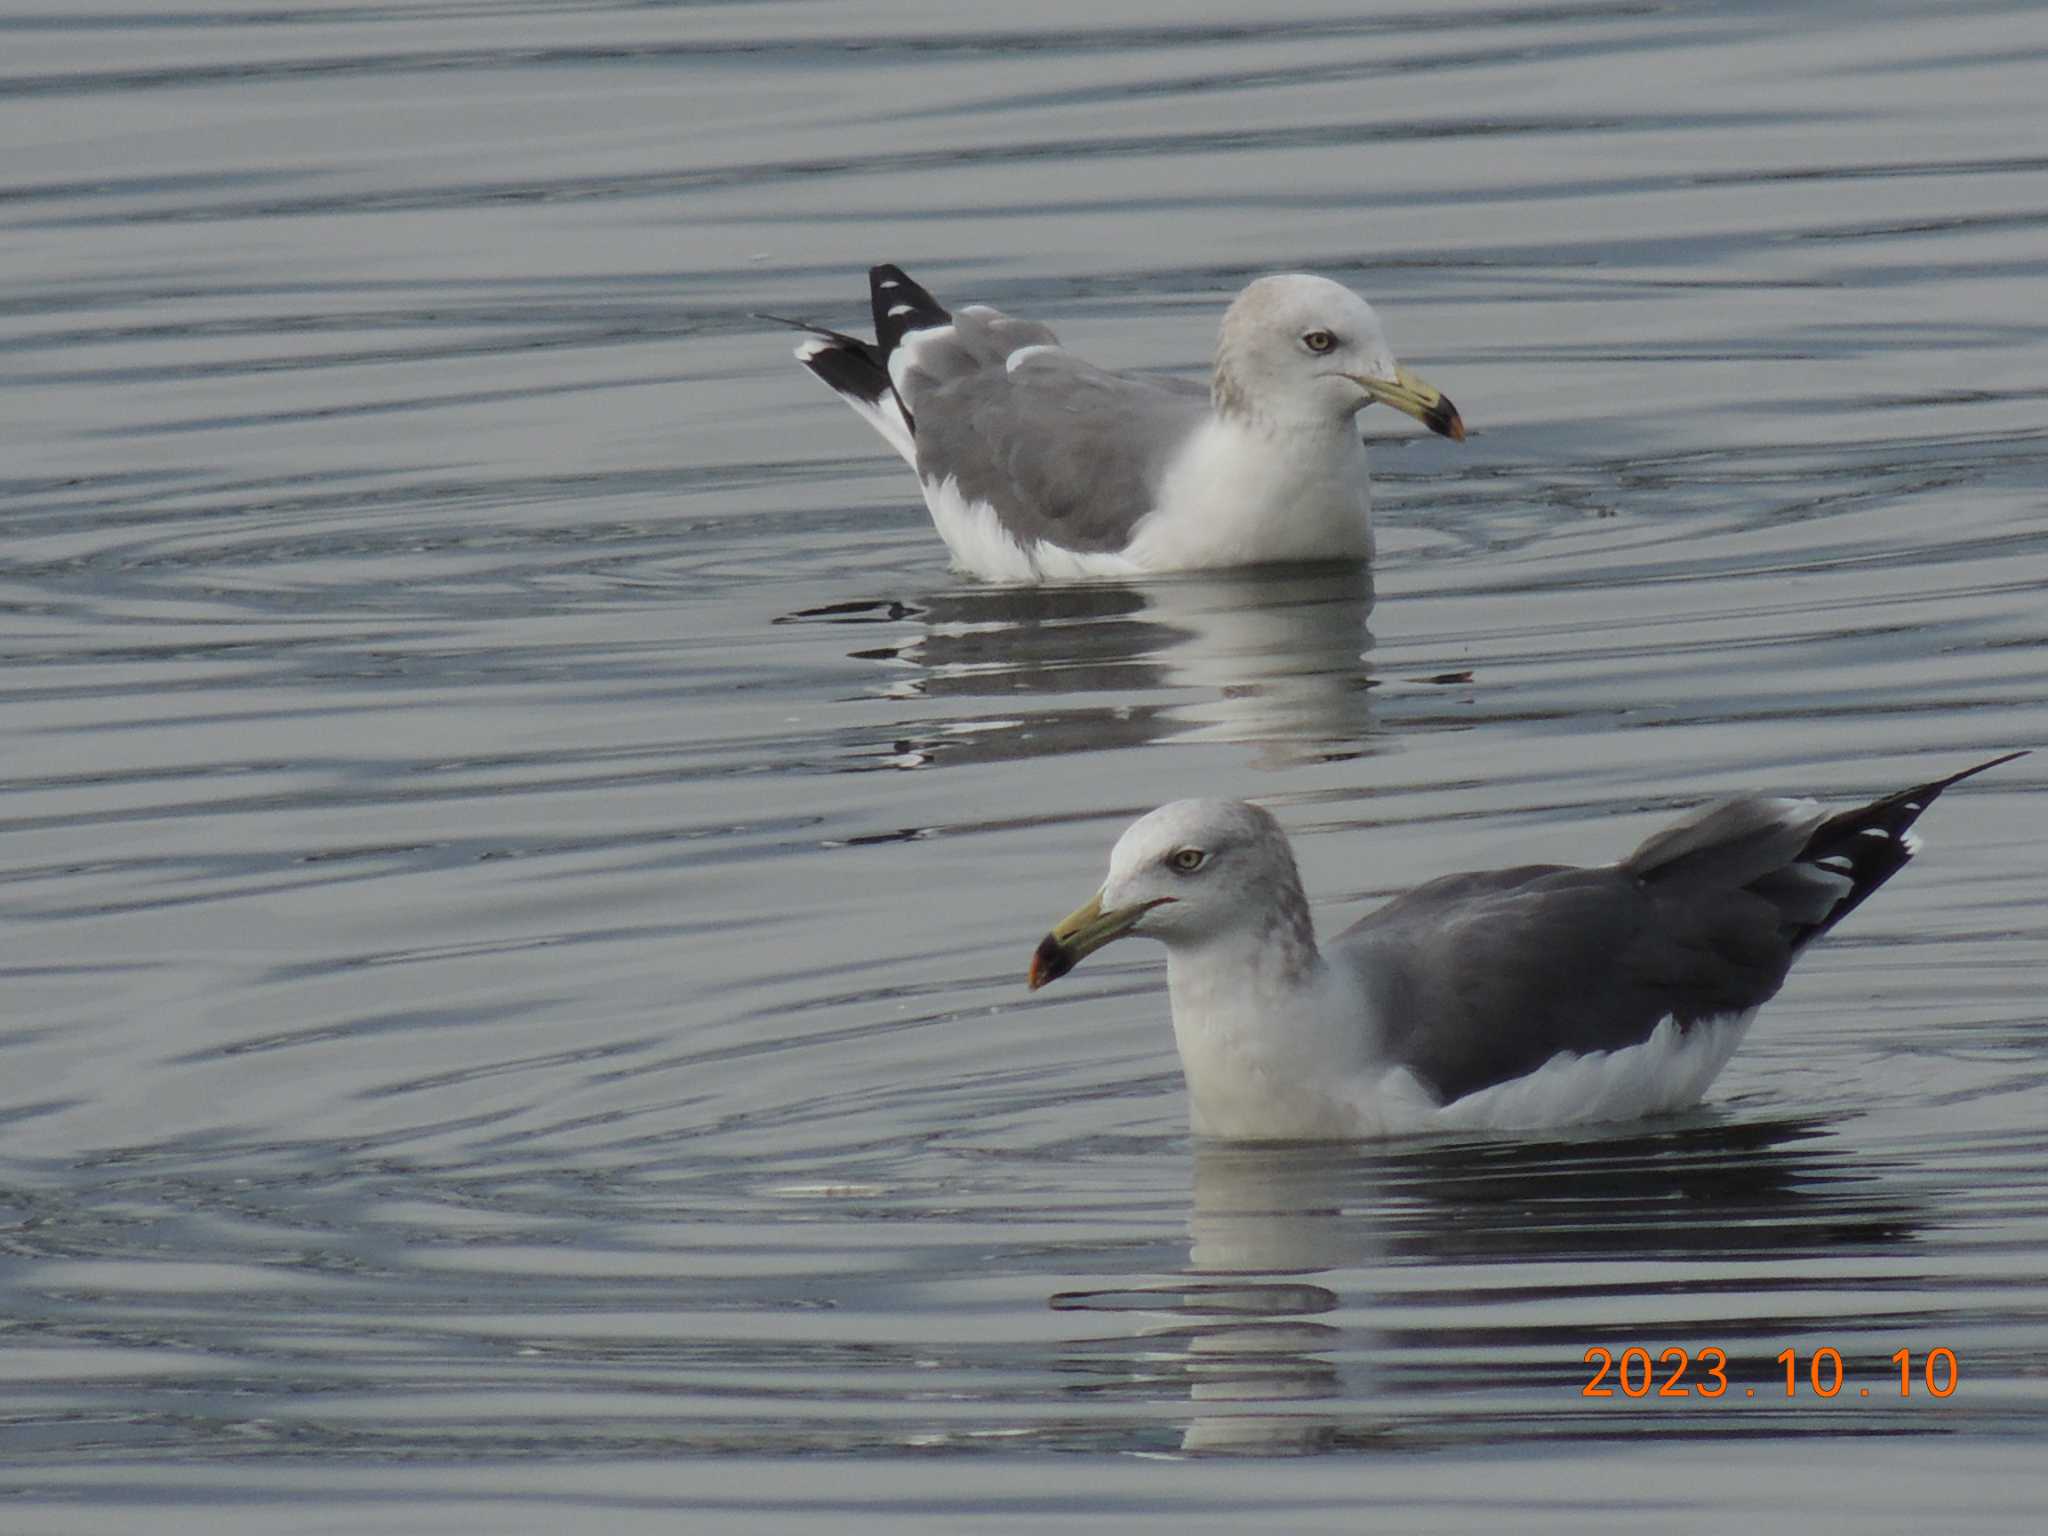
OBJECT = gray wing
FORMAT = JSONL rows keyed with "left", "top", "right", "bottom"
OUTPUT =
{"left": 1337, "top": 866, "right": 1794, "bottom": 1103}
{"left": 1333, "top": 796, "right": 1830, "bottom": 1104}
{"left": 896, "top": 304, "right": 1210, "bottom": 554}
{"left": 1329, "top": 755, "right": 2022, "bottom": 1104}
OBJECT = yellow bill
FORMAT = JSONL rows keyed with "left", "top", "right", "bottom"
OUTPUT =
{"left": 1027, "top": 890, "right": 1172, "bottom": 990}
{"left": 1352, "top": 366, "right": 1465, "bottom": 441}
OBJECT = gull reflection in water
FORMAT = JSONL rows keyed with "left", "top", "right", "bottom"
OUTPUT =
{"left": 783, "top": 564, "right": 1410, "bottom": 770}
{"left": 1050, "top": 1119, "right": 1922, "bottom": 1455}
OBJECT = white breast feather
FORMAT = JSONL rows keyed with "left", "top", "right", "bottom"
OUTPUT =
{"left": 1126, "top": 416, "right": 1373, "bottom": 570}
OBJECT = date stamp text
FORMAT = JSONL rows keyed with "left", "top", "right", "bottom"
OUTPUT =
{"left": 1581, "top": 1346, "right": 1959, "bottom": 1400}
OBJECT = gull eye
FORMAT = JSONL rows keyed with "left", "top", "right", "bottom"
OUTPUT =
{"left": 1168, "top": 847, "right": 1208, "bottom": 874}
{"left": 1301, "top": 329, "right": 1337, "bottom": 355}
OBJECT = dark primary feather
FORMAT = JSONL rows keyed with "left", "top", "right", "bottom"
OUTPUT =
{"left": 1337, "top": 752, "right": 2024, "bottom": 1104}
{"left": 757, "top": 261, "right": 953, "bottom": 435}
{"left": 868, "top": 263, "right": 950, "bottom": 354}
{"left": 1781, "top": 750, "right": 2026, "bottom": 946}
{"left": 761, "top": 315, "right": 895, "bottom": 414}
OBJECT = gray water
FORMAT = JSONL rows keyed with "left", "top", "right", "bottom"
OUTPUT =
{"left": 5, "top": 2, "right": 2048, "bottom": 1529}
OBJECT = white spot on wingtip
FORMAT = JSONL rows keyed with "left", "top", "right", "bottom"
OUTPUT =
{"left": 886, "top": 302, "right": 915, "bottom": 317}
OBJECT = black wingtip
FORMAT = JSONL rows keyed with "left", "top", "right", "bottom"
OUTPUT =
{"left": 1818, "top": 750, "right": 2030, "bottom": 846}
{"left": 753, "top": 309, "right": 822, "bottom": 334}
{"left": 868, "top": 263, "right": 951, "bottom": 354}
{"left": 757, "top": 309, "right": 896, "bottom": 408}
{"left": 1920, "top": 748, "right": 2030, "bottom": 795}
{"left": 1795, "top": 749, "right": 2027, "bottom": 944}
{"left": 1828, "top": 749, "right": 2024, "bottom": 826}
{"left": 754, "top": 311, "right": 872, "bottom": 352}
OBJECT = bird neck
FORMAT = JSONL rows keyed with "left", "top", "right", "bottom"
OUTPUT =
{"left": 1163, "top": 898, "right": 1363, "bottom": 1137}
{"left": 1165, "top": 925, "right": 1321, "bottom": 1023}
{"left": 1210, "top": 366, "right": 1360, "bottom": 440}
{"left": 1137, "top": 408, "right": 1372, "bottom": 569}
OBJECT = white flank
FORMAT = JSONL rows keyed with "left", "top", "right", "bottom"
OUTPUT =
{"left": 907, "top": 413, "right": 1379, "bottom": 582}
{"left": 919, "top": 475, "right": 1144, "bottom": 583}
{"left": 1426, "top": 1013, "right": 1758, "bottom": 1133}
{"left": 1178, "top": 1010, "right": 1758, "bottom": 1141}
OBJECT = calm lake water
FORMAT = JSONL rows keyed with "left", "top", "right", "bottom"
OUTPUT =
{"left": 4, "top": 1, "right": 2047, "bottom": 1529}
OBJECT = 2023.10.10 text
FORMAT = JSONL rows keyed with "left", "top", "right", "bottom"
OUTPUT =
{"left": 1581, "top": 1346, "right": 1958, "bottom": 1400}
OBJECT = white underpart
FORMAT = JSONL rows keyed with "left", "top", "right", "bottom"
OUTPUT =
{"left": 1426, "top": 1013, "right": 1757, "bottom": 1134}
{"left": 919, "top": 475, "right": 1146, "bottom": 582}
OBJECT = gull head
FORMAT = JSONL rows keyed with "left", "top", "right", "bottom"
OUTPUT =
{"left": 1212, "top": 274, "right": 1463, "bottom": 441}
{"left": 1028, "top": 799, "right": 1313, "bottom": 989}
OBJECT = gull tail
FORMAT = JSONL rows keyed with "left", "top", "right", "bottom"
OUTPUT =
{"left": 1785, "top": 750, "right": 2028, "bottom": 949}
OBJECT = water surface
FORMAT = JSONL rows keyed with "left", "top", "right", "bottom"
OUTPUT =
{"left": 4, "top": 1, "right": 2047, "bottom": 1529}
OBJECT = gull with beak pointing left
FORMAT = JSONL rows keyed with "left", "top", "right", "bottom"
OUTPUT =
{"left": 1029, "top": 755, "right": 2024, "bottom": 1140}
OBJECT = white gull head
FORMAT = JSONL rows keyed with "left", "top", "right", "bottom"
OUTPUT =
{"left": 1029, "top": 797, "right": 1361, "bottom": 1138}
{"left": 1212, "top": 274, "right": 1462, "bottom": 441}
{"left": 1101, "top": 799, "right": 1314, "bottom": 951}
{"left": 1028, "top": 799, "right": 1319, "bottom": 990}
